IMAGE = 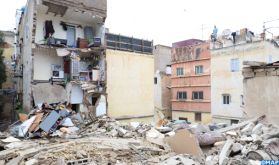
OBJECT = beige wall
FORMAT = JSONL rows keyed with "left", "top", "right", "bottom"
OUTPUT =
{"left": 106, "top": 49, "right": 154, "bottom": 120}
{"left": 172, "top": 111, "right": 211, "bottom": 124}
{"left": 211, "top": 41, "right": 279, "bottom": 122}
{"left": 244, "top": 73, "right": 279, "bottom": 125}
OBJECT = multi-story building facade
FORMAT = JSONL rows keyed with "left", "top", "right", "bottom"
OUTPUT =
{"left": 171, "top": 39, "right": 211, "bottom": 124}
{"left": 211, "top": 28, "right": 279, "bottom": 124}
{"left": 15, "top": 0, "right": 107, "bottom": 118}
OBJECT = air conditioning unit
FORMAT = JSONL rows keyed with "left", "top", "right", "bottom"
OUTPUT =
{"left": 51, "top": 64, "right": 64, "bottom": 79}
{"left": 52, "top": 70, "right": 64, "bottom": 79}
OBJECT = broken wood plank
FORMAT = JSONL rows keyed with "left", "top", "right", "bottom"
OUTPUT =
{"left": 215, "top": 115, "right": 265, "bottom": 133}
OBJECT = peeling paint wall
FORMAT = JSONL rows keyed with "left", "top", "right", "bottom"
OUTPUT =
{"left": 211, "top": 41, "right": 279, "bottom": 123}
{"left": 106, "top": 49, "right": 154, "bottom": 120}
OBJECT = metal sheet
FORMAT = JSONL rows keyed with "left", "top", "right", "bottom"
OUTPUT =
{"left": 39, "top": 111, "right": 60, "bottom": 133}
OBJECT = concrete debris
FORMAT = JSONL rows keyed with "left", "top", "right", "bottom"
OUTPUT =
{"left": 1, "top": 136, "right": 21, "bottom": 143}
{"left": 0, "top": 114, "right": 279, "bottom": 164}
{"left": 219, "top": 139, "right": 234, "bottom": 165}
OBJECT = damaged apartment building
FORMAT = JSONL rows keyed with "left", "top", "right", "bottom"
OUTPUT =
{"left": 210, "top": 28, "right": 279, "bottom": 124}
{"left": 14, "top": 0, "right": 107, "bottom": 117}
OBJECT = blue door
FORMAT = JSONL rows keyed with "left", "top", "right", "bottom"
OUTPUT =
{"left": 67, "top": 26, "right": 76, "bottom": 47}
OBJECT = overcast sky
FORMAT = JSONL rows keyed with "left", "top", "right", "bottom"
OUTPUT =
{"left": 1, "top": 0, "right": 279, "bottom": 46}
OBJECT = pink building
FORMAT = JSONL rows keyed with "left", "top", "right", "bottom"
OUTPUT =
{"left": 171, "top": 39, "right": 211, "bottom": 123}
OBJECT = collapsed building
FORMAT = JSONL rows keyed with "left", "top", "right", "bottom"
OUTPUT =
{"left": 14, "top": 0, "right": 107, "bottom": 118}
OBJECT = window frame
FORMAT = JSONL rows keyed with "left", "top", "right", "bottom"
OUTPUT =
{"left": 230, "top": 58, "right": 240, "bottom": 72}
{"left": 177, "top": 91, "right": 187, "bottom": 100}
{"left": 176, "top": 67, "right": 184, "bottom": 76}
{"left": 192, "top": 91, "right": 204, "bottom": 100}
{"left": 222, "top": 94, "right": 231, "bottom": 104}
{"left": 195, "top": 65, "right": 204, "bottom": 74}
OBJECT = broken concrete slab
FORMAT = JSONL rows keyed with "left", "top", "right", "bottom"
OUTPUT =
{"left": 0, "top": 149, "right": 18, "bottom": 160}
{"left": 241, "top": 122, "right": 255, "bottom": 135}
{"left": 231, "top": 143, "right": 243, "bottom": 154}
{"left": 146, "top": 128, "right": 164, "bottom": 138}
{"left": 32, "top": 84, "right": 67, "bottom": 106}
{"left": 1, "top": 136, "right": 21, "bottom": 143}
{"left": 165, "top": 129, "right": 204, "bottom": 160}
{"left": 219, "top": 139, "right": 234, "bottom": 165}
{"left": 247, "top": 150, "right": 272, "bottom": 160}
{"left": 225, "top": 131, "right": 237, "bottom": 137}
{"left": 252, "top": 123, "right": 263, "bottom": 135}
{"left": 251, "top": 134, "right": 262, "bottom": 143}
{"left": 25, "top": 159, "right": 38, "bottom": 165}
{"left": 6, "top": 156, "right": 23, "bottom": 165}
{"left": 216, "top": 115, "right": 265, "bottom": 133}
{"left": 214, "top": 141, "right": 225, "bottom": 147}
{"left": 240, "top": 135, "right": 254, "bottom": 142}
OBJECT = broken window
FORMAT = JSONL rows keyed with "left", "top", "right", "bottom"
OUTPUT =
{"left": 195, "top": 112, "right": 202, "bottom": 122}
{"left": 223, "top": 94, "right": 231, "bottom": 104}
{"left": 230, "top": 58, "right": 240, "bottom": 72}
{"left": 176, "top": 67, "right": 184, "bottom": 76}
{"left": 195, "top": 65, "right": 203, "bottom": 74}
{"left": 177, "top": 91, "right": 187, "bottom": 100}
{"left": 192, "top": 91, "right": 203, "bottom": 100}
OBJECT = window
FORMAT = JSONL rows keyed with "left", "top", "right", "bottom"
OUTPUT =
{"left": 176, "top": 68, "right": 184, "bottom": 76}
{"left": 195, "top": 48, "right": 201, "bottom": 59}
{"left": 192, "top": 91, "right": 203, "bottom": 100}
{"left": 195, "top": 112, "right": 202, "bottom": 122}
{"left": 223, "top": 94, "right": 231, "bottom": 104}
{"left": 195, "top": 65, "right": 203, "bottom": 74}
{"left": 230, "top": 58, "right": 240, "bottom": 72}
{"left": 154, "top": 77, "right": 157, "bottom": 84}
{"left": 240, "top": 95, "right": 244, "bottom": 106}
{"left": 177, "top": 91, "right": 187, "bottom": 100}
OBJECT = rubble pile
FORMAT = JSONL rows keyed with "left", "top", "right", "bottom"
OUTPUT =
{"left": 8, "top": 102, "right": 80, "bottom": 139}
{"left": 1, "top": 107, "right": 279, "bottom": 165}
{"left": 205, "top": 115, "right": 279, "bottom": 165}
{"left": 79, "top": 116, "right": 152, "bottom": 138}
